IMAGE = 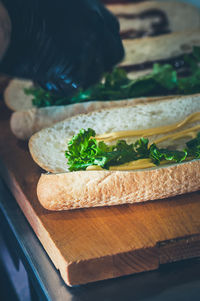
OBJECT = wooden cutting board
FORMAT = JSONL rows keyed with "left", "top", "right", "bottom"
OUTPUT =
{"left": 0, "top": 101, "right": 200, "bottom": 286}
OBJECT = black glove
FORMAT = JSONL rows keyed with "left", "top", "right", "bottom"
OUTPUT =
{"left": 1, "top": 0, "right": 124, "bottom": 95}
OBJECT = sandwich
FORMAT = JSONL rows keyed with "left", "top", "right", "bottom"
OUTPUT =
{"left": 29, "top": 95, "right": 200, "bottom": 210}
{"left": 4, "top": 0, "right": 200, "bottom": 140}
{"left": 6, "top": 29, "right": 200, "bottom": 140}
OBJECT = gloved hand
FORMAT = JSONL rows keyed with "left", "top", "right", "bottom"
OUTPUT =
{"left": 1, "top": 0, "right": 124, "bottom": 96}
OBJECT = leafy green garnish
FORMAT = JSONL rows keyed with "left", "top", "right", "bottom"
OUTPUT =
{"left": 24, "top": 87, "right": 70, "bottom": 107}
{"left": 65, "top": 129, "right": 200, "bottom": 171}
{"left": 149, "top": 144, "right": 187, "bottom": 165}
{"left": 25, "top": 46, "right": 200, "bottom": 108}
{"left": 24, "top": 68, "right": 130, "bottom": 107}
{"left": 65, "top": 129, "right": 152, "bottom": 171}
{"left": 186, "top": 132, "right": 200, "bottom": 158}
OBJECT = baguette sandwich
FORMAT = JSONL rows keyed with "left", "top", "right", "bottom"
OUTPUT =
{"left": 5, "top": 0, "right": 200, "bottom": 109}
{"left": 4, "top": 1, "right": 200, "bottom": 140}
{"left": 6, "top": 29, "right": 200, "bottom": 140}
{"left": 29, "top": 94, "right": 200, "bottom": 210}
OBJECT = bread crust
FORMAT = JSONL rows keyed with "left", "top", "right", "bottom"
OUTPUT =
{"left": 11, "top": 95, "right": 169, "bottom": 140}
{"left": 37, "top": 160, "right": 200, "bottom": 210}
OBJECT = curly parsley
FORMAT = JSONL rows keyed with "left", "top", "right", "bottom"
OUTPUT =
{"left": 65, "top": 129, "right": 200, "bottom": 171}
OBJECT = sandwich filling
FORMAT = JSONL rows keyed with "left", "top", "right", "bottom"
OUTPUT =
{"left": 65, "top": 112, "right": 200, "bottom": 171}
{"left": 24, "top": 46, "right": 200, "bottom": 108}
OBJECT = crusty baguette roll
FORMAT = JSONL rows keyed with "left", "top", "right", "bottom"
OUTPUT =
{"left": 8, "top": 0, "right": 200, "bottom": 112}
{"left": 6, "top": 29, "right": 200, "bottom": 110}
{"left": 29, "top": 94, "right": 200, "bottom": 210}
{"left": 6, "top": 29, "right": 200, "bottom": 141}
{"left": 108, "top": 0, "right": 200, "bottom": 38}
{"left": 11, "top": 96, "right": 164, "bottom": 140}
{"left": 29, "top": 94, "right": 200, "bottom": 173}
{"left": 37, "top": 160, "right": 200, "bottom": 210}
{"left": 7, "top": 30, "right": 200, "bottom": 140}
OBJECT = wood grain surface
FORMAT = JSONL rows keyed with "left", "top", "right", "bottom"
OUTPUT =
{"left": 0, "top": 100, "right": 200, "bottom": 286}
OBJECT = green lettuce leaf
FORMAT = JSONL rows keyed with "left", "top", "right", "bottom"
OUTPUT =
{"left": 65, "top": 129, "right": 200, "bottom": 171}
{"left": 186, "top": 132, "right": 200, "bottom": 158}
{"left": 149, "top": 144, "right": 187, "bottom": 165}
